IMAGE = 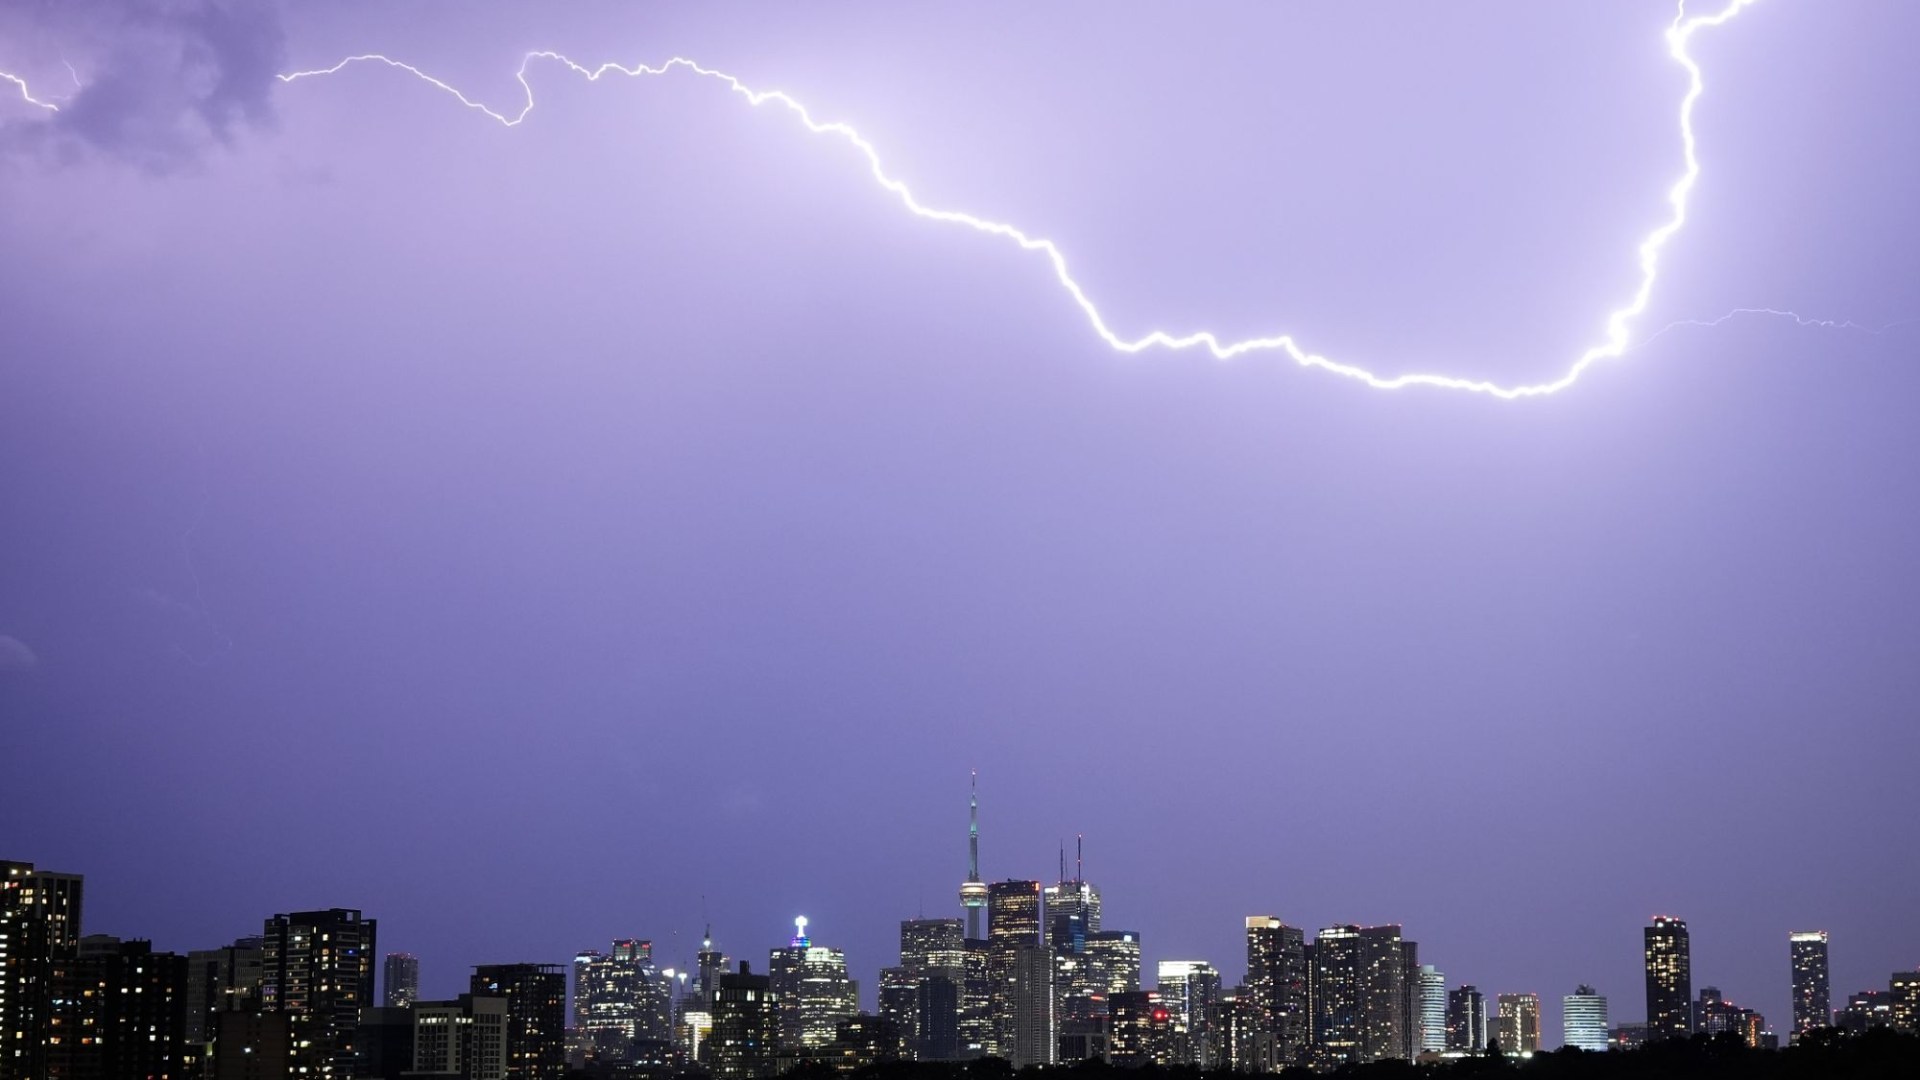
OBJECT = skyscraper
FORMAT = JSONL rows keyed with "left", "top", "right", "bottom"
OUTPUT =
{"left": 261, "top": 907, "right": 377, "bottom": 1077}
{"left": 1008, "top": 944, "right": 1055, "bottom": 1067}
{"left": 1789, "top": 931, "right": 1830, "bottom": 1037}
{"left": 1885, "top": 970, "right": 1918, "bottom": 1034}
{"left": 1446, "top": 985, "right": 1487, "bottom": 1052}
{"left": 1356, "top": 925, "right": 1410, "bottom": 1061}
{"left": 1562, "top": 985, "right": 1609, "bottom": 1051}
{"left": 1643, "top": 916, "right": 1692, "bottom": 1042}
{"left": 896, "top": 918, "right": 965, "bottom": 1059}
{"left": 412, "top": 994, "right": 509, "bottom": 1079}
{"left": 184, "top": 937, "right": 264, "bottom": 1050}
{"left": 1244, "top": 916, "right": 1308, "bottom": 1066}
{"left": 0, "top": 860, "right": 84, "bottom": 1080}
{"left": 985, "top": 879, "right": 1041, "bottom": 1059}
{"left": 1310, "top": 925, "right": 1364, "bottom": 1064}
{"left": 1414, "top": 965, "right": 1447, "bottom": 1056}
{"left": 384, "top": 952, "right": 419, "bottom": 1009}
{"left": 958, "top": 773, "right": 988, "bottom": 941}
{"left": 766, "top": 918, "right": 857, "bottom": 1049}
{"left": 471, "top": 963, "right": 567, "bottom": 1080}
{"left": 1086, "top": 930, "right": 1141, "bottom": 998}
{"left": 1494, "top": 992, "right": 1540, "bottom": 1054}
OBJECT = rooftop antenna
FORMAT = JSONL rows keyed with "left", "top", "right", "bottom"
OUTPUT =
{"left": 1077, "top": 834, "right": 1083, "bottom": 882}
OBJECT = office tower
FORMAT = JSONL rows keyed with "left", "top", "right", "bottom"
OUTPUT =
{"left": 383, "top": 952, "right": 419, "bottom": 1009}
{"left": 959, "top": 939, "right": 991, "bottom": 1058}
{"left": 1495, "top": 993, "right": 1540, "bottom": 1054}
{"left": 1156, "top": 960, "right": 1221, "bottom": 1066}
{"left": 1206, "top": 987, "right": 1262, "bottom": 1072}
{"left": 1446, "top": 985, "right": 1487, "bottom": 1052}
{"left": 1109, "top": 991, "right": 1174, "bottom": 1067}
{"left": 471, "top": 964, "right": 566, "bottom": 1080}
{"left": 1789, "top": 931, "right": 1830, "bottom": 1037}
{"left": 575, "top": 939, "right": 671, "bottom": 1059}
{"left": 900, "top": 919, "right": 966, "bottom": 981}
{"left": 1887, "top": 970, "right": 1919, "bottom": 1034}
{"left": 1043, "top": 851, "right": 1103, "bottom": 1037}
{"left": 44, "top": 935, "right": 188, "bottom": 1080}
{"left": 1399, "top": 940, "right": 1421, "bottom": 1061}
{"left": 1086, "top": 929, "right": 1142, "bottom": 997}
{"left": 186, "top": 938, "right": 265, "bottom": 1049}
{"left": 1562, "top": 985, "right": 1609, "bottom": 1051}
{"left": 1009, "top": 944, "right": 1054, "bottom": 1067}
{"left": 261, "top": 908, "right": 377, "bottom": 1077}
{"left": 1643, "top": 916, "right": 1691, "bottom": 1042}
{"left": 1414, "top": 966, "right": 1447, "bottom": 1055}
{"left": 413, "top": 995, "right": 509, "bottom": 1079}
{"left": 696, "top": 927, "right": 730, "bottom": 1007}
{"left": 896, "top": 918, "right": 964, "bottom": 1059}
{"left": 0, "top": 860, "right": 84, "bottom": 1080}
{"left": 958, "top": 773, "right": 989, "bottom": 941}
{"left": 767, "top": 918, "right": 857, "bottom": 1049}
{"left": 711, "top": 962, "right": 777, "bottom": 1080}
{"left": 914, "top": 976, "right": 961, "bottom": 1061}
{"left": 985, "top": 880, "right": 1041, "bottom": 1058}
{"left": 1244, "top": 916, "right": 1308, "bottom": 1066}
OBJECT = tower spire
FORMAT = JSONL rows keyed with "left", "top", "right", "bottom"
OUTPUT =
{"left": 959, "top": 770, "right": 988, "bottom": 939}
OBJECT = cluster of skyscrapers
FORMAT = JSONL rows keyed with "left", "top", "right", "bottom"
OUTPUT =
{"left": 5, "top": 786, "right": 1918, "bottom": 1079}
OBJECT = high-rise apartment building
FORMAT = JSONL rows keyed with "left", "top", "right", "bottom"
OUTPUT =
{"left": 766, "top": 919, "right": 857, "bottom": 1050}
{"left": 1885, "top": 970, "right": 1918, "bottom": 1034}
{"left": 1694, "top": 986, "right": 1768, "bottom": 1047}
{"left": 1008, "top": 944, "right": 1054, "bottom": 1068}
{"left": 1789, "top": 931, "right": 1830, "bottom": 1037}
{"left": 1562, "top": 985, "right": 1609, "bottom": 1051}
{"left": 261, "top": 907, "right": 377, "bottom": 1077}
{"left": 1108, "top": 991, "right": 1174, "bottom": 1068}
{"left": 894, "top": 918, "right": 965, "bottom": 1059}
{"left": 1414, "top": 965, "right": 1447, "bottom": 1056}
{"left": 470, "top": 963, "right": 566, "bottom": 1080}
{"left": 383, "top": 952, "right": 419, "bottom": 1009}
{"left": 45, "top": 935, "right": 188, "bottom": 1080}
{"left": 0, "top": 860, "right": 84, "bottom": 1080}
{"left": 1156, "top": 960, "right": 1222, "bottom": 1067}
{"left": 413, "top": 994, "right": 509, "bottom": 1079}
{"left": 1244, "top": 916, "right": 1308, "bottom": 1066}
{"left": 1494, "top": 992, "right": 1540, "bottom": 1054}
{"left": 1643, "top": 916, "right": 1692, "bottom": 1042}
{"left": 186, "top": 938, "right": 264, "bottom": 1049}
{"left": 710, "top": 963, "right": 777, "bottom": 1080}
{"left": 1310, "top": 926, "right": 1364, "bottom": 1064}
{"left": 1446, "top": 985, "right": 1487, "bottom": 1052}
{"left": 1357, "top": 925, "right": 1410, "bottom": 1062}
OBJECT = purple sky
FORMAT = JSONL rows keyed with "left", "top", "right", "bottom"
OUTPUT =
{"left": 3, "top": 0, "right": 1918, "bottom": 1046}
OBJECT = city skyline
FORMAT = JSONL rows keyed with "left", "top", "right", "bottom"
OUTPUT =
{"left": 6, "top": 772, "right": 1911, "bottom": 1057}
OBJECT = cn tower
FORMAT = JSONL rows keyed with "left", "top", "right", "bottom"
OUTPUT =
{"left": 958, "top": 770, "right": 988, "bottom": 938}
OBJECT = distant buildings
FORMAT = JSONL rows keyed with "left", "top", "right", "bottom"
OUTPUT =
{"left": 1446, "top": 985, "right": 1487, "bottom": 1052}
{"left": 1156, "top": 960, "right": 1221, "bottom": 1066}
{"left": 46, "top": 935, "right": 189, "bottom": 1079}
{"left": 1789, "top": 931, "right": 1830, "bottom": 1037}
{"left": 1643, "top": 916, "right": 1693, "bottom": 1042}
{"left": 1695, "top": 985, "right": 1771, "bottom": 1047}
{"left": 767, "top": 918, "right": 858, "bottom": 1050}
{"left": 574, "top": 938, "right": 671, "bottom": 1060}
{"left": 985, "top": 879, "right": 1042, "bottom": 1061}
{"left": 1413, "top": 965, "right": 1447, "bottom": 1056}
{"left": 383, "top": 951, "right": 419, "bottom": 1009}
{"left": 413, "top": 993, "right": 509, "bottom": 1078}
{"left": 1562, "top": 985, "right": 1609, "bottom": 1051}
{"left": 1494, "top": 992, "right": 1540, "bottom": 1054}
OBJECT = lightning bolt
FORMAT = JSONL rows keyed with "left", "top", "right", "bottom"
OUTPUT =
{"left": 1636, "top": 307, "right": 1909, "bottom": 352}
{"left": 9, "top": 0, "right": 1884, "bottom": 399}
{"left": 2, "top": 69, "right": 60, "bottom": 112}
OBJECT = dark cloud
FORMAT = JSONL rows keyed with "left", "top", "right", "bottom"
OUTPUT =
{"left": 0, "top": 635, "right": 38, "bottom": 673}
{"left": 3, "top": 1, "right": 285, "bottom": 172}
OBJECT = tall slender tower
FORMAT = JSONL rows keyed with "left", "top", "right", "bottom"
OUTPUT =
{"left": 959, "top": 772, "right": 988, "bottom": 940}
